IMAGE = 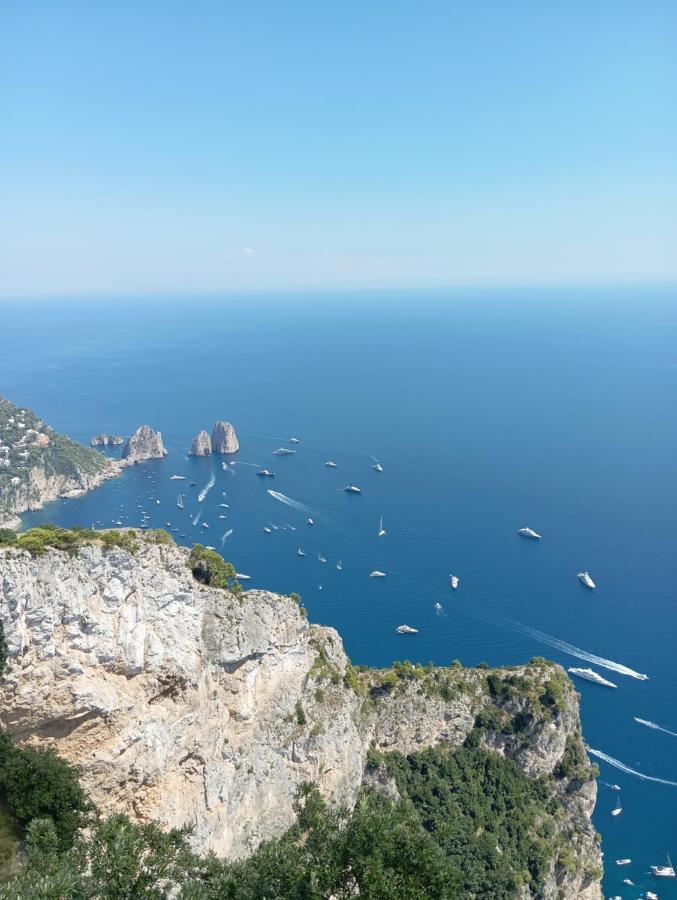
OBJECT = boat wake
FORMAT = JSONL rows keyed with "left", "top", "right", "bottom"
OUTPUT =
{"left": 586, "top": 746, "right": 677, "bottom": 787}
{"left": 267, "top": 489, "right": 310, "bottom": 513}
{"left": 500, "top": 617, "right": 649, "bottom": 681}
{"left": 197, "top": 474, "right": 216, "bottom": 502}
{"left": 193, "top": 510, "right": 202, "bottom": 526}
{"left": 634, "top": 717, "right": 677, "bottom": 738}
{"left": 221, "top": 528, "right": 234, "bottom": 546}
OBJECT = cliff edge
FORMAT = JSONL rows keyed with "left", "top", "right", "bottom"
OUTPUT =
{"left": 0, "top": 535, "right": 602, "bottom": 897}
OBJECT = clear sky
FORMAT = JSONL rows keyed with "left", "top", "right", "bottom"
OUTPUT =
{"left": 1, "top": 1, "right": 676, "bottom": 298}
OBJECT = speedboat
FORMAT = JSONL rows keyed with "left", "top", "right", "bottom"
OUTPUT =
{"left": 298, "top": 548, "right": 306, "bottom": 557}
{"left": 307, "top": 517, "right": 315, "bottom": 526}
{"left": 615, "top": 859, "right": 632, "bottom": 866}
{"left": 336, "top": 560, "right": 343, "bottom": 571}
{"left": 518, "top": 526, "right": 541, "bottom": 539}
{"left": 372, "top": 462, "right": 383, "bottom": 473}
{"left": 289, "top": 437, "right": 300, "bottom": 443}
{"left": 257, "top": 469, "right": 275, "bottom": 477}
{"left": 344, "top": 484, "right": 361, "bottom": 494}
{"left": 652, "top": 853, "right": 676, "bottom": 877}
{"left": 611, "top": 797, "right": 622, "bottom": 816}
{"left": 273, "top": 447, "right": 296, "bottom": 455}
{"left": 317, "top": 553, "right": 327, "bottom": 563}
{"left": 450, "top": 575, "right": 459, "bottom": 590}
{"left": 263, "top": 526, "right": 273, "bottom": 533}
{"left": 568, "top": 667, "right": 617, "bottom": 688}
{"left": 621, "top": 878, "right": 633, "bottom": 885}
{"left": 170, "top": 474, "right": 187, "bottom": 480}
{"left": 370, "top": 570, "right": 386, "bottom": 578}
{"left": 325, "top": 460, "right": 338, "bottom": 468}
{"left": 396, "top": 625, "right": 418, "bottom": 634}
{"left": 378, "top": 515, "right": 387, "bottom": 537}
{"left": 219, "top": 503, "right": 229, "bottom": 508}
{"left": 218, "top": 514, "right": 227, "bottom": 519}
{"left": 578, "top": 571, "right": 596, "bottom": 589}
{"left": 235, "top": 573, "right": 251, "bottom": 581}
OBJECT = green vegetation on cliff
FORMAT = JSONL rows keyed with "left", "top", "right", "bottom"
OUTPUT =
{"left": 0, "top": 397, "right": 110, "bottom": 521}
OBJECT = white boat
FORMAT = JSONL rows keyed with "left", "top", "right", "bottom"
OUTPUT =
{"left": 325, "top": 460, "right": 338, "bottom": 468}
{"left": 273, "top": 447, "right": 296, "bottom": 455}
{"left": 336, "top": 560, "right": 342, "bottom": 571}
{"left": 646, "top": 892, "right": 659, "bottom": 900}
{"left": 578, "top": 571, "right": 596, "bottom": 589}
{"left": 611, "top": 797, "right": 622, "bottom": 816}
{"left": 289, "top": 437, "right": 300, "bottom": 443}
{"left": 615, "top": 859, "right": 632, "bottom": 866}
{"left": 652, "top": 853, "right": 676, "bottom": 877}
{"left": 307, "top": 517, "right": 315, "bottom": 526}
{"left": 396, "top": 624, "right": 418, "bottom": 634}
{"left": 450, "top": 575, "right": 459, "bottom": 590}
{"left": 372, "top": 462, "right": 383, "bottom": 473}
{"left": 344, "top": 484, "right": 361, "bottom": 494}
{"left": 170, "top": 474, "right": 187, "bottom": 480}
{"left": 568, "top": 667, "right": 617, "bottom": 688}
{"left": 518, "top": 526, "right": 541, "bottom": 539}
{"left": 378, "top": 515, "right": 387, "bottom": 537}
{"left": 218, "top": 514, "right": 227, "bottom": 519}
{"left": 434, "top": 602, "right": 443, "bottom": 611}
{"left": 317, "top": 553, "right": 327, "bottom": 563}
{"left": 201, "top": 522, "right": 209, "bottom": 529}
{"left": 370, "top": 570, "right": 386, "bottom": 578}
{"left": 177, "top": 494, "right": 185, "bottom": 509}
{"left": 235, "top": 573, "right": 251, "bottom": 581}
{"left": 257, "top": 469, "right": 275, "bottom": 477}
{"left": 219, "top": 503, "right": 229, "bottom": 508}
{"left": 621, "top": 878, "right": 633, "bottom": 885}
{"left": 298, "top": 548, "right": 306, "bottom": 557}
{"left": 263, "top": 526, "right": 273, "bottom": 533}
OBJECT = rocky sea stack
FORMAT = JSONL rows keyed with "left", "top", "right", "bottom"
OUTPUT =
{"left": 189, "top": 430, "right": 212, "bottom": 456}
{"left": 211, "top": 419, "right": 239, "bottom": 454}
{"left": 122, "top": 425, "right": 167, "bottom": 463}
{"left": 189, "top": 420, "right": 239, "bottom": 456}
{"left": 91, "top": 433, "right": 124, "bottom": 446}
{"left": 0, "top": 532, "right": 602, "bottom": 897}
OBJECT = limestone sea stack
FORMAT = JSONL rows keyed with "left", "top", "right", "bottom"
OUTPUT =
{"left": 91, "top": 433, "right": 124, "bottom": 447}
{"left": 211, "top": 420, "right": 239, "bottom": 454}
{"left": 190, "top": 430, "right": 212, "bottom": 457}
{"left": 122, "top": 425, "right": 167, "bottom": 464}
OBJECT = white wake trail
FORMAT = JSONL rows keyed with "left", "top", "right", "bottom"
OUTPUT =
{"left": 267, "top": 489, "right": 310, "bottom": 513}
{"left": 221, "top": 528, "right": 234, "bottom": 546}
{"left": 587, "top": 747, "right": 677, "bottom": 787}
{"left": 193, "top": 510, "right": 202, "bottom": 526}
{"left": 634, "top": 717, "right": 677, "bottom": 738}
{"left": 198, "top": 474, "right": 216, "bottom": 502}
{"left": 503, "top": 618, "right": 649, "bottom": 681}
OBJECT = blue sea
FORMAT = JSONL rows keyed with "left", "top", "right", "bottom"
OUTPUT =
{"left": 2, "top": 286, "right": 676, "bottom": 897}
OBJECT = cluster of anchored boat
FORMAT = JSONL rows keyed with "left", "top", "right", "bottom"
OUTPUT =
{"left": 609, "top": 852, "right": 674, "bottom": 898}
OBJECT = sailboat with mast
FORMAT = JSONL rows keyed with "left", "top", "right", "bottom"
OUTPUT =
{"left": 651, "top": 852, "right": 676, "bottom": 877}
{"left": 176, "top": 493, "right": 185, "bottom": 509}
{"left": 378, "top": 515, "right": 386, "bottom": 537}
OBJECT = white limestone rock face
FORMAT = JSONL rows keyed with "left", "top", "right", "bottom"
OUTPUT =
{"left": 189, "top": 431, "right": 212, "bottom": 456}
{"left": 122, "top": 425, "right": 167, "bottom": 463}
{"left": 0, "top": 542, "right": 602, "bottom": 896}
{"left": 211, "top": 420, "right": 239, "bottom": 454}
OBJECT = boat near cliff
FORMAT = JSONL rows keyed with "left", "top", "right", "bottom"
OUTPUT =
{"left": 568, "top": 667, "right": 617, "bottom": 688}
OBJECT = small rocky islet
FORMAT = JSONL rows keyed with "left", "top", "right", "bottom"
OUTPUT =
{"left": 189, "top": 419, "right": 239, "bottom": 456}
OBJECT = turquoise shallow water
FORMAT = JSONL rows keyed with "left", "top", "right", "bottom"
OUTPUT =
{"left": 2, "top": 286, "right": 677, "bottom": 896}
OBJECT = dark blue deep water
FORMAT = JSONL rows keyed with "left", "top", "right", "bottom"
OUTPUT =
{"left": 2, "top": 286, "right": 676, "bottom": 896}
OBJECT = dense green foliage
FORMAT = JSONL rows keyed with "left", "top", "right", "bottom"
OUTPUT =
{"left": 0, "top": 731, "right": 90, "bottom": 851}
{"left": 384, "top": 745, "right": 555, "bottom": 898}
{"left": 188, "top": 545, "right": 242, "bottom": 595}
{"left": 0, "top": 525, "right": 139, "bottom": 557}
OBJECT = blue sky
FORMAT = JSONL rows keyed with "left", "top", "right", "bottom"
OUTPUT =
{"left": 1, "top": 1, "right": 676, "bottom": 297}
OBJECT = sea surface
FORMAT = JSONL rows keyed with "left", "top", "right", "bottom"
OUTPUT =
{"left": 2, "top": 286, "right": 676, "bottom": 897}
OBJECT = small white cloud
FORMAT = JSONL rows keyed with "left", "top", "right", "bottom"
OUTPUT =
{"left": 241, "top": 247, "right": 255, "bottom": 259}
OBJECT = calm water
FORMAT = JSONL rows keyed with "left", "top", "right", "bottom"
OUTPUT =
{"left": 2, "top": 287, "right": 677, "bottom": 896}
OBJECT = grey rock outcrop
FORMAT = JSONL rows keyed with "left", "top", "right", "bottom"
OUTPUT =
{"left": 91, "top": 433, "right": 124, "bottom": 447}
{"left": 122, "top": 425, "right": 167, "bottom": 463}
{"left": 189, "top": 430, "right": 212, "bottom": 456}
{"left": 0, "top": 539, "right": 602, "bottom": 896}
{"left": 211, "top": 420, "right": 239, "bottom": 454}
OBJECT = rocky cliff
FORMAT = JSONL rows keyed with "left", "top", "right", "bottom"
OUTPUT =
{"left": 0, "top": 538, "right": 602, "bottom": 897}
{"left": 190, "top": 430, "right": 212, "bottom": 456}
{"left": 122, "top": 425, "right": 168, "bottom": 463}
{"left": 0, "top": 397, "right": 120, "bottom": 530}
{"left": 91, "top": 433, "right": 124, "bottom": 447}
{"left": 211, "top": 420, "right": 239, "bottom": 454}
